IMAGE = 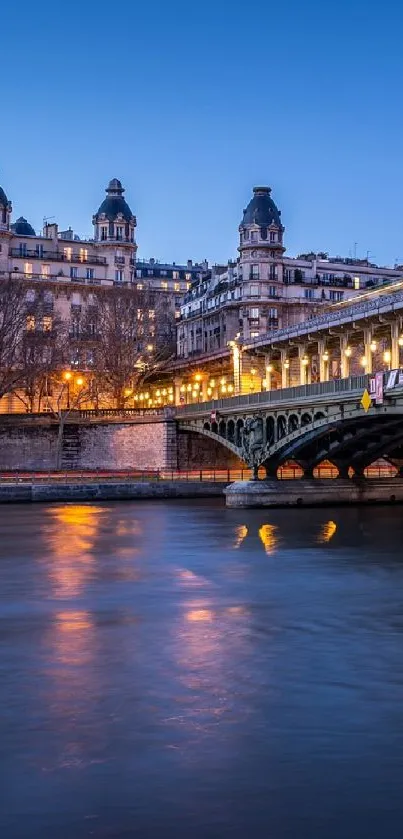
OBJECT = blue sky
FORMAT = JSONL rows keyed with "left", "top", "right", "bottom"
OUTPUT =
{"left": 1, "top": 0, "right": 402, "bottom": 266}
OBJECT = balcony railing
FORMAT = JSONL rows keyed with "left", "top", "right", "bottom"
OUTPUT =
{"left": 10, "top": 248, "right": 107, "bottom": 266}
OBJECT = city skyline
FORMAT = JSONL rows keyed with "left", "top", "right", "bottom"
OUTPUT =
{"left": 1, "top": 0, "right": 403, "bottom": 266}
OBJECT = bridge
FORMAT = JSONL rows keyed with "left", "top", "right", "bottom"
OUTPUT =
{"left": 177, "top": 371, "right": 403, "bottom": 479}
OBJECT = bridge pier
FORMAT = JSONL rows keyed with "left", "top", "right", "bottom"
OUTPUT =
{"left": 225, "top": 478, "right": 403, "bottom": 508}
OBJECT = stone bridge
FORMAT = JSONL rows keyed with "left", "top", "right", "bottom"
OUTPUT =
{"left": 177, "top": 372, "right": 403, "bottom": 479}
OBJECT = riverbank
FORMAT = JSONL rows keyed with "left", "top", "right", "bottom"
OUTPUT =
{"left": 0, "top": 480, "right": 227, "bottom": 503}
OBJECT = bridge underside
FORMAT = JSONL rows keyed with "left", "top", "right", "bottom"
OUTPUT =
{"left": 180, "top": 408, "right": 403, "bottom": 478}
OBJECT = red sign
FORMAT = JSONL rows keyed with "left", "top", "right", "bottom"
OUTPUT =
{"left": 375, "top": 372, "right": 384, "bottom": 405}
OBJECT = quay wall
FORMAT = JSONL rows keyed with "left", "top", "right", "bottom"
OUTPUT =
{"left": 0, "top": 417, "right": 178, "bottom": 471}
{"left": 0, "top": 416, "right": 243, "bottom": 472}
{"left": 0, "top": 481, "right": 226, "bottom": 504}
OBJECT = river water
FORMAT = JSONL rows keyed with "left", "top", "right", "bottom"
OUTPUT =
{"left": 1, "top": 500, "right": 403, "bottom": 838}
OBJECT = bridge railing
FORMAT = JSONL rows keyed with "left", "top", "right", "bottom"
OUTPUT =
{"left": 178, "top": 374, "right": 370, "bottom": 415}
{"left": 243, "top": 286, "right": 403, "bottom": 350}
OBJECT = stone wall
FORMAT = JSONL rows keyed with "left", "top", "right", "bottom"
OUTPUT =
{"left": 0, "top": 418, "right": 177, "bottom": 472}
{"left": 0, "top": 418, "right": 241, "bottom": 472}
{"left": 177, "top": 429, "right": 243, "bottom": 469}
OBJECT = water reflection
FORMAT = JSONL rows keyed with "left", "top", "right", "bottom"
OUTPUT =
{"left": 258, "top": 524, "right": 279, "bottom": 555}
{"left": 317, "top": 520, "right": 337, "bottom": 543}
{"left": 233, "top": 524, "right": 248, "bottom": 548}
{"left": 54, "top": 609, "right": 94, "bottom": 666}
{"left": 44, "top": 505, "right": 105, "bottom": 598}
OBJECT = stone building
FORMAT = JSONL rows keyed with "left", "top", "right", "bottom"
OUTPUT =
{"left": 177, "top": 186, "right": 403, "bottom": 359}
{"left": 0, "top": 177, "right": 205, "bottom": 411}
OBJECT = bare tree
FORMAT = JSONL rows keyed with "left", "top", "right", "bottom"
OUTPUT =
{"left": 13, "top": 306, "right": 67, "bottom": 413}
{"left": 84, "top": 286, "right": 175, "bottom": 408}
{"left": 0, "top": 276, "right": 34, "bottom": 400}
{"left": 42, "top": 372, "right": 94, "bottom": 470}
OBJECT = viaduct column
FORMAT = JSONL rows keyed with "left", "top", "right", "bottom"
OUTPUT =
{"left": 340, "top": 335, "right": 351, "bottom": 379}
{"left": 280, "top": 349, "right": 289, "bottom": 390}
{"left": 318, "top": 340, "right": 330, "bottom": 382}
{"left": 391, "top": 321, "right": 400, "bottom": 371}
{"left": 299, "top": 345, "right": 310, "bottom": 386}
{"left": 264, "top": 355, "right": 273, "bottom": 391}
{"left": 174, "top": 376, "right": 183, "bottom": 406}
{"left": 363, "top": 329, "right": 373, "bottom": 375}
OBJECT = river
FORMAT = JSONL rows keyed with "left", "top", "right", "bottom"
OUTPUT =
{"left": 1, "top": 500, "right": 403, "bottom": 838}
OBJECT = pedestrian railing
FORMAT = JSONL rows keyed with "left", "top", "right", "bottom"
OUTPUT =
{"left": 0, "top": 461, "right": 397, "bottom": 484}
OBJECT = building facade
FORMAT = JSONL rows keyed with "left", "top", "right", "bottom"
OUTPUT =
{"left": 177, "top": 186, "right": 403, "bottom": 359}
{"left": 0, "top": 177, "right": 204, "bottom": 342}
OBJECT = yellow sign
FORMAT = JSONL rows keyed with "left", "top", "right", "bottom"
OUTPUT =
{"left": 361, "top": 389, "right": 372, "bottom": 413}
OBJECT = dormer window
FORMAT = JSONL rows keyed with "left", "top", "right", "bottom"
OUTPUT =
{"left": 101, "top": 227, "right": 108, "bottom": 241}
{"left": 251, "top": 231, "right": 258, "bottom": 242}
{"left": 116, "top": 226, "right": 123, "bottom": 240}
{"left": 270, "top": 231, "right": 276, "bottom": 242}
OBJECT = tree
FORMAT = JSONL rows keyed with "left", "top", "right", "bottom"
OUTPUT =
{"left": 42, "top": 371, "right": 94, "bottom": 470}
{"left": 13, "top": 306, "right": 67, "bottom": 413}
{"left": 84, "top": 286, "right": 175, "bottom": 408}
{"left": 0, "top": 276, "right": 34, "bottom": 400}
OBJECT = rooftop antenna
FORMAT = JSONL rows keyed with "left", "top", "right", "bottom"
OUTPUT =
{"left": 43, "top": 215, "right": 56, "bottom": 226}
{"left": 353, "top": 242, "right": 358, "bottom": 259}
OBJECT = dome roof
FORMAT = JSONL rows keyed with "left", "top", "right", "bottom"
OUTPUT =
{"left": 0, "top": 186, "right": 10, "bottom": 207}
{"left": 11, "top": 216, "right": 36, "bottom": 236}
{"left": 241, "top": 186, "right": 282, "bottom": 228}
{"left": 94, "top": 178, "right": 134, "bottom": 223}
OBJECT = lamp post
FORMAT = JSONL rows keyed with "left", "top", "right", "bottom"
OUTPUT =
{"left": 63, "top": 371, "right": 72, "bottom": 409}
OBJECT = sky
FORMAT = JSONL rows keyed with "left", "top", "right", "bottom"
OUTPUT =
{"left": 1, "top": 0, "right": 402, "bottom": 267}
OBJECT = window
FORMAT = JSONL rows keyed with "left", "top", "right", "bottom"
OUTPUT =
{"left": 250, "top": 284, "right": 259, "bottom": 297}
{"left": 79, "top": 248, "right": 88, "bottom": 262}
{"left": 72, "top": 292, "right": 81, "bottom": 305}
{"left": 86, "top": 268, "right": 94, "bottom": 280}
{"left": 137, "top": 283, "right": 143, "bottom": 290}
{"left": 41, "top": 264, "right": 50, "bottom": 279}
{"left": 161, "top": 281, "right": 168, "bottom": 290}
{"left": 185, "top": 273, "right": 191, "bottom": 281}
{"left": 70, "top": 266, "right": 78, "bottom": 279}
{"left": 354, "top": 277, "right": 360, "bottom": 290}
{"left": 19, "top": 243, "right": 27, "bottom": 257}
{"left": 251, "top": 265, "right": 259, "bottom": 279}
{"left": 304, "top": 289, "right": 315, "bottom": 300}
{"left": 269, "top": 307, "right": 278, "bottom": 319}
{"left": 24, "top": 262, "right": 33, "bottom": 278}
{"left": 64, "top": 247, "right": 72, "bottom": 261}
{"left": 115, "top": 270, "right": 123, "bottom": 282}
{"left": 116, "top": 226, "right": 123, "bottom": 240}
{"left": 250, "top": 331, "right": 259, "bottom": 338}
{"left": 173, "top": 271, "right": 179, "bottom": 280}
{"left": 147, "top": 269, "right": 154, "bottom": 276}
{"left": 71, "top": 320, "right": 80, "bottom": 338}
{"left": 251, "top": 231, "right": 258, "bottom": 242}
{"left": 149, "top": 309, "right": 155, "bottom": 319}
{"left": 136, "top": 269, "right": 143, "bottom": 278}
{"left": 329, "top": 290, "right": 344, "bottom": 302}
{"left": 25, "top": 289, "right": 35, "bottom": 302}
{"left": 174, "top": 282, "right": 180, "bottom": 291}
{"left": 26, "top": 315, "right": 35, "bottom": 331}
{"left": 186, "top": 282, "right": 191, "bottom": 290}
{"left": 43, "top": 316, "right": 52, "bottom": 331}
{"left": 268, "top": 285, "right": 276, "bottom": 297}
{"left": 270, "top": 231, "right": 276, "bottom": 242}
{"left": 35, "top": 244, "right": 43, "bottom": 257}
{"left": 249, "top": 307, "right": 259, "bottom": 319}
{"left": 101, "top": 227, "right": 108, "bottom": 241}
{"left": 243, "top": 229, "right": 249, "bottom": 240}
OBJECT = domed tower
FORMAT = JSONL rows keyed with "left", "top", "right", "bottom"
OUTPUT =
{"left": 93, "top": 178, "right": 137, "bottom": 251}
{"left": 0, "top": 184, "right": 12, "bottom": 232}
{"left": 238, "top": 186, "right": 285, "bottom": 283}
{"left": 11, "top": 217, "right": 36, "bottom": 236}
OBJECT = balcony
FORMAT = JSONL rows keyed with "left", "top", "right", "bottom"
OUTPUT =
{"left": 10, "top": 248, "right": 107, "bottom": 266}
